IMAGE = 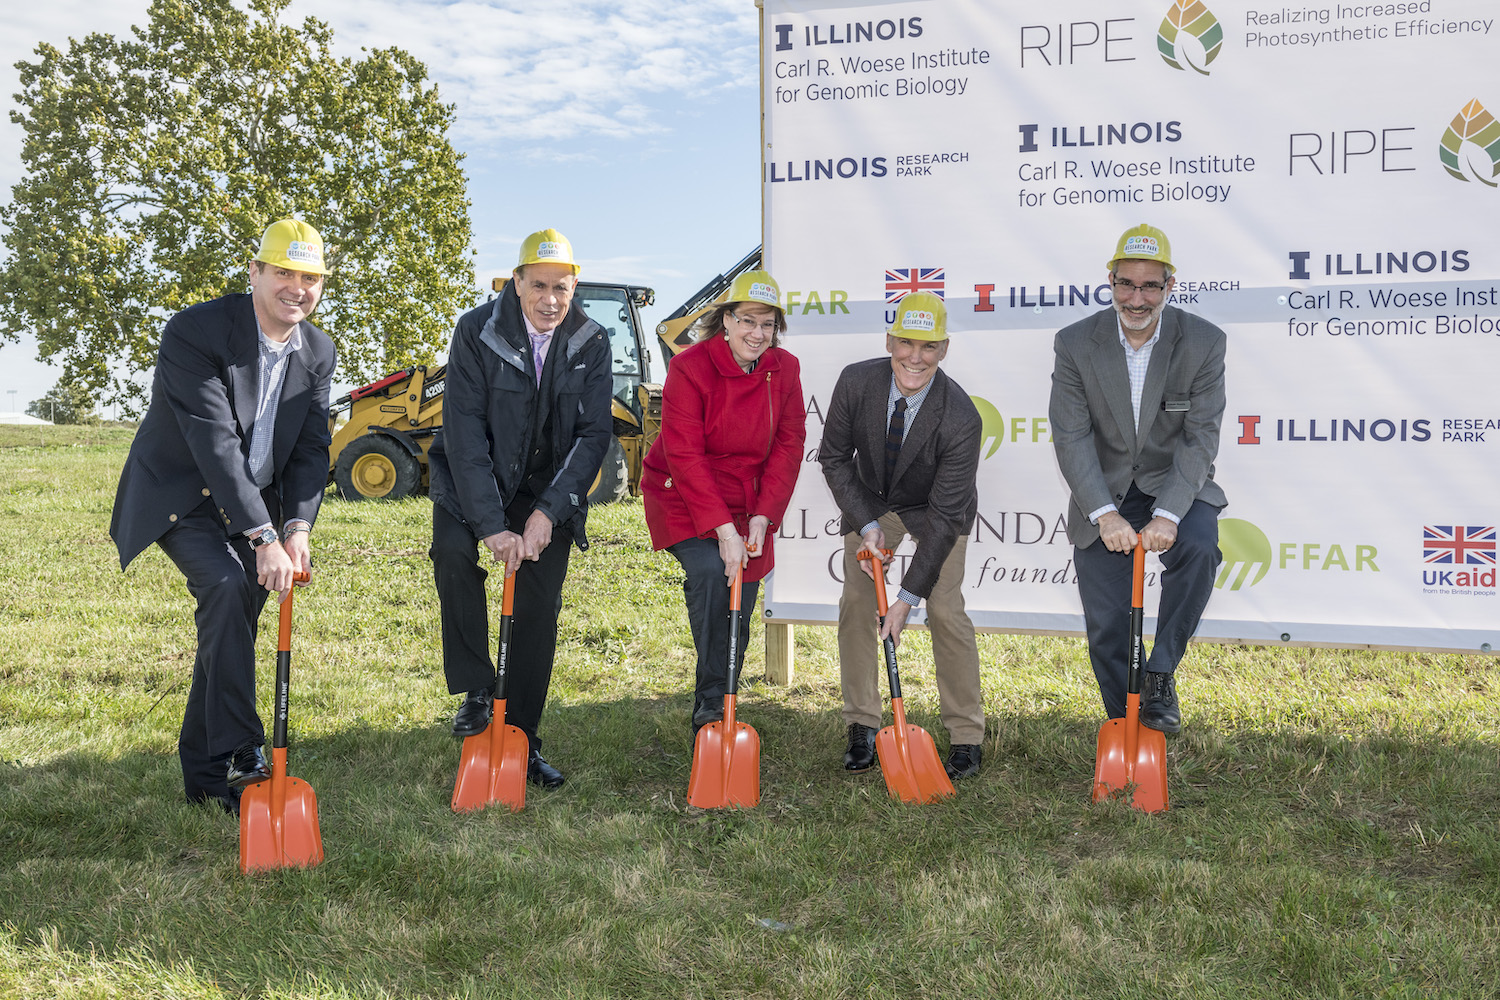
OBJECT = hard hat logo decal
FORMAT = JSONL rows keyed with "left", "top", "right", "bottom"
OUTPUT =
{"left": 285, "top": 240, "right": 321, "bottom": 264}
{"left": 747, "top": 282, "right": 778, "bottom": 305}
{"left": 905, "top": 310, "right": 936, "bottom": 331}
{"left": 1123, "top": 236, "right": 1159, "bottom": 258}
{"left": 536, "top": 241, "right": 563, "bottom": 259}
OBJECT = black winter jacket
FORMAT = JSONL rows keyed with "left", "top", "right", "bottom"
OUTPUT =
{"left": 428, "top": 281, "right": 612, "bottom": 547}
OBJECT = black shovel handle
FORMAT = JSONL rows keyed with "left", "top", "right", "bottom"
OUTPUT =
{"left": 495, "top": 564, "right": 516, "bottom": 701}
{"left": 272, "top": 571, "right": 311, "bottom": 751}
{"left": 859, "top": 549, "right": 902, "bottom": 700}
{"left": 1126, "top": 542, "right": 1146, "bottom": 696}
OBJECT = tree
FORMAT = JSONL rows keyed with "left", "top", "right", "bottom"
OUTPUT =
{"left": 27, "top": 382, "right": 101, "bottom": 425}
{"left": 0, "top": 0, "right": 476, "bottom": 411}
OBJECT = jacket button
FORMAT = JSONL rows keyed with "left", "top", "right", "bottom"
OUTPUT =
{"left": 1116, "top": 494, "right": 1124, "bottom": 501}
{"left": 169, "top": 514, "right": 178, "bottom": 522}
{"left": 202, "top": 488, "right": 211, "bottom": 496}
{"left": 664, "top": 478, "right": 672, "bottom": 489}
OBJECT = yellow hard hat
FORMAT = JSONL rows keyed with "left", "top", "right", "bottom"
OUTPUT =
{"left": 252, "top": 219, "right": 331, "bottom": 275}
{"left": 888, "top": 291, "right": 948, "bottom": 342}
{"left": 1107, "top": 224, "right": 1173, "bottom": 273}
{"left": 724, "top": 270, "right": 782, "bottom": 311}
{"left": 516, "top": 228, "right": 580, "bottom": 274}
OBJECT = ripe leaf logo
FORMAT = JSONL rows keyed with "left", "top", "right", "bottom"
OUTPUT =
{"left": 1158, "top": 0, "right": 1223, "bottom": 75}
{"left": 1439, "top": 99, "right": 1500, "bottom": 187}
{"left": 970, "top": 395, "right": 1003, "bottom": 459}
{"left": 1215, "top": 519, "right": 1271, "bottom": 590}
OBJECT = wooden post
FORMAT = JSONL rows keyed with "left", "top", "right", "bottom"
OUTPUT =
{"left": 765, "top": 622, "right": 794, "bottom": 686}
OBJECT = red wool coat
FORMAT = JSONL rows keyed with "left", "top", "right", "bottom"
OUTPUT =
{"left": 641, "top": 333, "right": 808, "bottom": 582}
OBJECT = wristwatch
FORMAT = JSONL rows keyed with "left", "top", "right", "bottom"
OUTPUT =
{"left": 248, "top": 527, "right": 279, "bottom": 549}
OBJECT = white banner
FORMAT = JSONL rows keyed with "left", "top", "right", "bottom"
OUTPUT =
{"left": 760, "top": 0, "right": 1500, "bottom": 653}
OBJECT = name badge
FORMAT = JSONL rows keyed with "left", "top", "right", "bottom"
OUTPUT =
{"left": 1163, "top": 398, "right": 1190, "bottom": 412}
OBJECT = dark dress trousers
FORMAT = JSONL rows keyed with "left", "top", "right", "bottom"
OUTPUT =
{"left": 111, "top": 293, "right": 336, "bottom": 804}
{"left": 1049, "top": 304, "right": 1227, "bottom": 718}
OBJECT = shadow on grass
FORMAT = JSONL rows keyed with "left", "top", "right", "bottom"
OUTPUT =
{"left": 2, "top": 698, "right": 1498, "bottom": 996}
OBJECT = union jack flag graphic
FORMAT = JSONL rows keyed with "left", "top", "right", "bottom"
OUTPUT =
{"left": 884, "top": 267, "right": 945, "bottom": 303}
{"left": 1423, "top": 525, "right": 1496, "bottom": 565}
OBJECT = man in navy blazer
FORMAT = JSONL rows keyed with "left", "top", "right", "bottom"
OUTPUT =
{"left": 1049, "top": 224, "right": 1226, "bottom": 733}
{"left": 819, "top": 293, "right": 987, "bottom": 780}
{"left": 111, "top": 219, "right": 337, "bottom": 812}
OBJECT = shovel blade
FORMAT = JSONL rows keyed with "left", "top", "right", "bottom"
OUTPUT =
{"left": 239, "top": 771, "right": 324, "bottom": 873}
{"left": 1092, "top": 718, "right": 1169, "bottom": 814}
{"left": 452, "top": 716, "right": 529, "bottom": 813}
{"left": 876, "top": 723, "right": 955, "bottom": 805}
{"left": 686, "top": 721, "right": 761, "bottom": 809}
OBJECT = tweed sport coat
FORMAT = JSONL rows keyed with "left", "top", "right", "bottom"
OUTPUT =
{"left": 1048, "top": 304, "right": 1227, "bottom": 549}
{"left": 818, "top": 357, "right": 981, "bottom": 601}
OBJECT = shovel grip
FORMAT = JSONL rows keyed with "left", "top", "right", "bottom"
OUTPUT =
{"left": 856, "top": 549, "right": 895, "bottom": 617}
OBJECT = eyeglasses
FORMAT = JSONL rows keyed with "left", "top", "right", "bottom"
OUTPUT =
{"left": 729, "top": 312, "right": 778, "bottom": 333}
{"left": 1111, "top": 278, "right": 1168, "bottom": 298}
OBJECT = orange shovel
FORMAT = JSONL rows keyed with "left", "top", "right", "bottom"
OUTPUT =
{"left": 861, "top": 550, "right": 955, "bottom": 805}
{"left": 686, "top": 557, "right": 761, "bottom": 808}
{"left": 452, "top": 563, "right": 529, "bottom": 812}
{"left": 240, "top": 572, "right": 324, "bottom": 873}
{"left": 1092, "top": 542, "right": 1169, "bottom": 813}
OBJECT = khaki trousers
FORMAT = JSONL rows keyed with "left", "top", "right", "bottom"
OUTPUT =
{"left": 837, "top": 511, "right": 986, "bottom": 745}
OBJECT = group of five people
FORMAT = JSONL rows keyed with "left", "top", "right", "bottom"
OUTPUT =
{"left": 111, "top": 221, "right": 1226, "bottom": 814}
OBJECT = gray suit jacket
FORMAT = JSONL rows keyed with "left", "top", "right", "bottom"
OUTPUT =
{"left": 1049, "top": 305, "right": 1227, "bottom": 548}
{"left": 111, "top": 293, "right": 337, "bottom": 569}
{"left": 819, "top": 357, "right": 980, "bottom": 600}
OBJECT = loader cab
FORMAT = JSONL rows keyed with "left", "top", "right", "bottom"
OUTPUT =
{"left": 575, "top": 283, "right": 654, "bottom": 425}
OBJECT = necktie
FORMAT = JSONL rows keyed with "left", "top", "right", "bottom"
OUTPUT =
{"left": 885, "top": 397, "right": 908, "bottom": 488}
{"left": 529, "top": 331, "right": 550, "bottom": 386}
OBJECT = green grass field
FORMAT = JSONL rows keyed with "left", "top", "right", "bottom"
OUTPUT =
{"left": 2, "top": 423, "right": 1498, "bottom": 998}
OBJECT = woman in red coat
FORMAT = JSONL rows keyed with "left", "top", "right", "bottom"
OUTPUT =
{"left": 641, "top": 270, "right": 808, "bottom": 735}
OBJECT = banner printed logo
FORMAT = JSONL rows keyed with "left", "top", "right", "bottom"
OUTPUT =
{"left": 1422, "top": 525, "right": 1496, "bottom": 565}
{"left": 1215, "top": 518, "right": 1271, "bottom": 590}
{"left": 970, "top": 396, "right": 1004, "bottom": 459}
{"left": 1439, "top": 99, "right": 1500, "bottom": 187}
{"left": 1158, "top": 0, "right": 1223, "bottom": 76}
{"left": 884, "top": 267, "right": 944, "bottom": 303}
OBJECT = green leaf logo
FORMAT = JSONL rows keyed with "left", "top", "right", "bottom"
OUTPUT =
{"left": 969, "top": 395, "right": 1004, "bottom": 460}
{"left": 1216, "top": 519, "right": 1272, "bottom": 591}
{"left": 1439, "top": 99, "right": 1500, "bottom": 187}
{"left": 1158, "top": 0, "right": 1224, "bottom": 75}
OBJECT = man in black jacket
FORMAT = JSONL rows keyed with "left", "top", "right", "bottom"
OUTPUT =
{"left": 428, "top": 228, "right": 612, "bottom": 788}
{"left": 111, "top": 219, "right": 337, "bottom": 813}
{"left": 818, "top": 293, "right": 987, "bottom": 780}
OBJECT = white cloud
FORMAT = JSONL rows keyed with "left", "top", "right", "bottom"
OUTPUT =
{"left": 316, "top": 0, "right": 759, "bottom": 146}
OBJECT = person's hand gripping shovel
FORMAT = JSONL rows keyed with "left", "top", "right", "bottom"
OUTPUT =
{"left": 686, "top": 548, "right": 761, "bottom": 808}
{"left": 452, "top": 563, "right": 529, "bottom": 812}
{"left": 1092, "top": 542, "right": 1169, "bottom": 813}
{"left": 240, "top": 572, "right": 325, "bottom": 873}
{"left": 860, "top": 550, "right": 955, "bottom": 805}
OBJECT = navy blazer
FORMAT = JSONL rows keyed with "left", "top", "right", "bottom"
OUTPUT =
{"left": 111, "top": 293, "right": 337, "bottom": 569}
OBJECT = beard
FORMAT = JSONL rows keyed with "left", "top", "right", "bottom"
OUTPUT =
{"left": 1115, "top": 300, "right": 1164, "bottom": 333}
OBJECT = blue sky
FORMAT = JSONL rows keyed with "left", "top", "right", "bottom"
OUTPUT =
{"left": 0, "top": 0, "right": 764, "bottom": 414}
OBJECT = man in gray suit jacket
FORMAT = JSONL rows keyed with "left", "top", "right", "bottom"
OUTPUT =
{"left": 111, "top": 220, "right": 337, "bottom": 812}
{"left": 1049, "top": 224, "right": 1226, "bottom": 733}
{"left": 820, "top": 293, "right": 986, "bottom": 780}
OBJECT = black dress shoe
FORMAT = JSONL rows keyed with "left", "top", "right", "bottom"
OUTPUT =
{"left": 527, "top": 750, "right": 565, "bottom": 789}
{"left": 945, "top": 743, "right": 982, "bottom": 780}
{"left": 225, "top": 743, "right": 270, "bottom": 789}
{"left": 452, "top": 688, "right": 494, "bottom": 737}
{"left": 843, "top": 722, "right": 877, "bottom": 772}
{"left": 1140, "top": 670, "right": 1182, "bottom": 734}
